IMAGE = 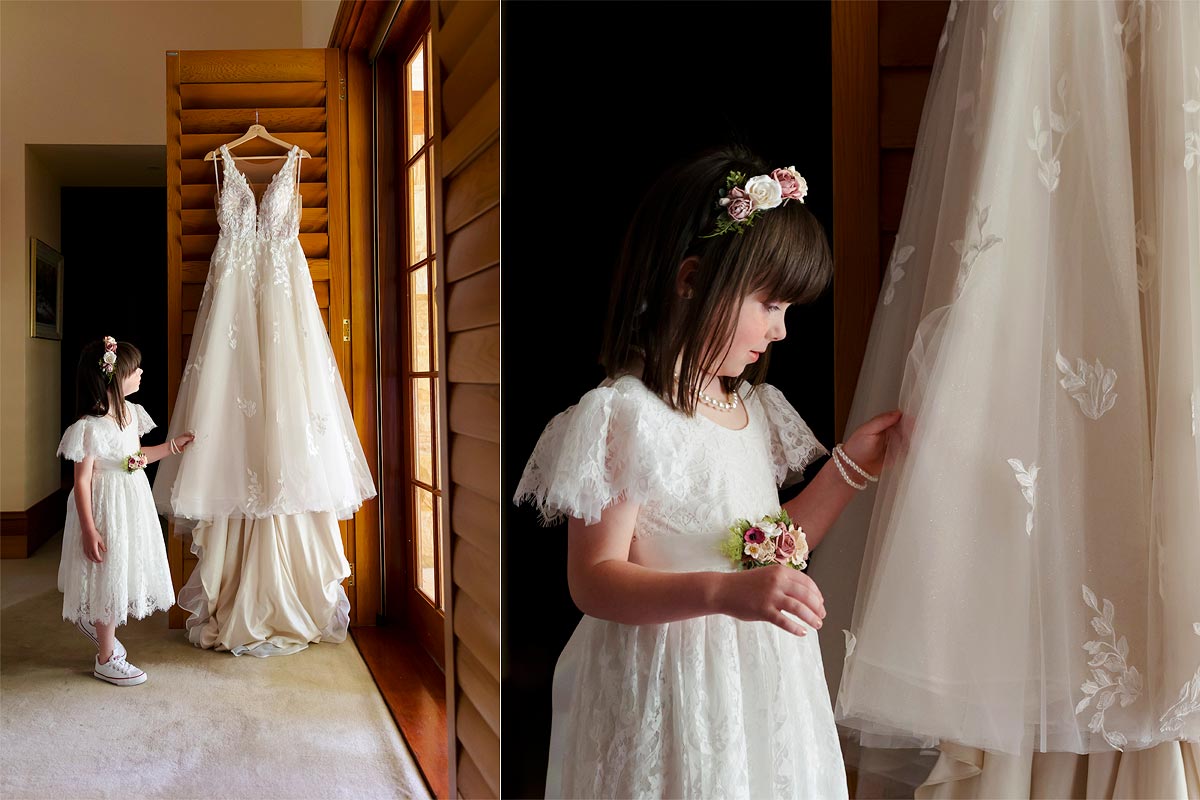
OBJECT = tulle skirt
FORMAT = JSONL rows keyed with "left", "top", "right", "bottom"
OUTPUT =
{"left": 807, "top": 0, "right": 1200, "bottom": 773}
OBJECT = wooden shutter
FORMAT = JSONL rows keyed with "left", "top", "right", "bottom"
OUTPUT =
{"left": 832, "top": 0, "right": 948, "bottom": 436}
{"left": 431, "top": 2, "right": 500, "bottom": 797}
{"left": 164, "top": 48, "right": 356, "bottom": 627}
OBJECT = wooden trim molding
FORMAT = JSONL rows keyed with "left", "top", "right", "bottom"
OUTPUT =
{"left": 831, "top": 0, "right": 881, "bottom": 439}
{"left": 1, "top": 487, "right": 69, "bottom": 559}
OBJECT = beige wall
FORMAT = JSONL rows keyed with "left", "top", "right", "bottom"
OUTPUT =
{"left": 0, "top": 1, "right": 340, "bottom": 512}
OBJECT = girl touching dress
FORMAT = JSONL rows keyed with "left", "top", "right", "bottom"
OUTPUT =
{"left": 57, "top": 336, "right": 193, "bottom": 685}
{"left": 515, "top": 147, "right": 902, "bottom": 799}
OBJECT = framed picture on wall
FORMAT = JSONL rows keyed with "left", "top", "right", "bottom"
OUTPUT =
{"left": 29, "top": 237, "right": 63, "bottom": 340}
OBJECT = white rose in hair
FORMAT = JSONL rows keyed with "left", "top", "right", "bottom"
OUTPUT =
{"left": 103, "top": 351, "right": 117, "bottom": 365}
{"left": 744, "top": 174, "right": 783, "bottom": 210}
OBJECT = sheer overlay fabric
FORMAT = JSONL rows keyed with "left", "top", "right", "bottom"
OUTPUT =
{"left": 806, "top": 0, "right": 1199, "bottom": 793}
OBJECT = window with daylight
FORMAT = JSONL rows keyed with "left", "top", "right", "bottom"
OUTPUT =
{"left": 404, "top": 36, "right": 442, "bottom": 609}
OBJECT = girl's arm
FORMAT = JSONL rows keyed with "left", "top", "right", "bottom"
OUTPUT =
{"left": 142, "top": 432, "right": 195, "bottom": 465}
{"left": 783, "top": 409, "right": 903, "bottom": 550}
{"left": 74, "top": 457, "right": 106, "bottom": 563}
{"left": 567, "top": 500, "right": 826, "bottom": 636}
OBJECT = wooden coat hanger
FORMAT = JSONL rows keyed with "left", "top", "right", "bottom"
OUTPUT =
{"left": 203, "top": 110, "right": 312, "bottom": 162}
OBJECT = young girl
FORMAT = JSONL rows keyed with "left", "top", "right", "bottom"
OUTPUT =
{"left": 514, "top": 147, "right": 903, "bottom": 799}
{"left": 57, "top": 336, "right": 194, "bottom": 685}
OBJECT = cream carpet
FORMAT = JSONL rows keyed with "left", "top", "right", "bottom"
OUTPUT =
{"left": 1, "top": 531, "right": 432, "bottom": 800}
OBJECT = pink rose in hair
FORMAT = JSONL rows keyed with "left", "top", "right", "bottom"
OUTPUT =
{"left": 774, "top": 166, "right": 808, "bottom": 202}
{"left": 725, "top": 187, "right": 755, "bottom": 222}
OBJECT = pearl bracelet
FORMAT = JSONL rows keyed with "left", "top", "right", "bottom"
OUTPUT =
{"left": 834, "top": 444, "right": 879, "bottom": 483}
{"left": 169, "top": 438, "right": 180, "bottom": 455}
{"left": 832, "top": 448, "right": 868, "bottom": 491}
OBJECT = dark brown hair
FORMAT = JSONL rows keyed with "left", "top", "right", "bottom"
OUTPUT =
{"left": 600, "top": 145, "right": 833, "bottom": 414}
{"left": 75, "top": 338, "right": 142, "bottom": 429}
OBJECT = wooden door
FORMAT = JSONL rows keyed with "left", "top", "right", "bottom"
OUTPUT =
{"left": 164, "top": 48, "right": 377, "bottom": 627}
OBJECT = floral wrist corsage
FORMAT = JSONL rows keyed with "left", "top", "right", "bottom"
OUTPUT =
{"left": 124, "top": 451, "right": 148, "bottom": 473}
{"left": 721, "top": 508, "right": 809, "bottom": 570}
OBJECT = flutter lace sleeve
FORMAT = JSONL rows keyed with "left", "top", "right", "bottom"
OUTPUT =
{"left": 513, "top": 381, "right": 673, "bottom": 526}
{"left": 56, "top": 418, "right": 95, "bottom": 462}
{"left": 133, "top": 403, "right": 156, "bottom": 437}
{"left": 756, "top": 383, "right": 827, "bottom": 487}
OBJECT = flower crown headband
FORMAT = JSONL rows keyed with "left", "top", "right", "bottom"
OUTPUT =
{"left": 701, "top": 167, "right": 808, "bottom": 238}
{"left": 99, "top": 336, "right": 118, "bottom": 383}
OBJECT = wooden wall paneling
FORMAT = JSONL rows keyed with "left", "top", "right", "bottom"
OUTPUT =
{"left": 177, "top": 49, "right": 326, "bottom": 83}
{"left": 448, "top": 384, "right": 499, "bottom": 444}
{"left": 181, "top": 81, "right": 326, "bottom": 109}
{"left": 451, "top": 487, "right": 500, "bottom": 560}
{"left": 440, "top": 7, "right": 499, "bottom": 131}
{"left": 434, "top": 1, "right": 500, "bottom": 796}
{"left": 456, "top": 643, "right": 500, "bottom": 734}
{"left": 346, "top": 40, "right": 380, "bottom": 626}
{"left": 437, "top": 0, "right": 496, "bottom": 76}
{"left": 442, "top": 79, "right": 499, "bottom": 178}
{"left": 445, "top": 265, "right": 499, "bottom": 332}
{"left": 449, "top": 437, "right": 500, "bottom": 504}
{"left": 456, "top": 693, "right": 500, "bottom": 797}
{"left": 447, "top": 326, "right": 500, "bottom": 384}
{"left": 433, "top": 3, "right": 461, "bottom": 798}
{"left": 880, "top": 150, "right": 914, "bottom": 234}
{"left": 453, "top": 536, "right": 498, "bottom": 621}
{"left": 443, "top": 141, "right": 499, "bottom": 234}
{"left": 831, "top": 0, "right": 881, "bottom": 439}
{"left": 445, "top": 206, "right": 499, "bottom": 282}
{"left": 456, "top": 746, "right": 495, "bottom": 800}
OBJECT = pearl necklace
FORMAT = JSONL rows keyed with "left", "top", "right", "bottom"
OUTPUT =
{"left": 674, "top": 373, "right": 740, "bottom": 412}
{"left": 697, "top": 386, "right": 739, "bottom": 412}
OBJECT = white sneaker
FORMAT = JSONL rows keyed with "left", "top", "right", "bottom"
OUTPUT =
{"left": 93, "top": 654, "right": 147, "bottom": 686}
{"left": 75, "top": 618, "right": 126, "bottom": 660}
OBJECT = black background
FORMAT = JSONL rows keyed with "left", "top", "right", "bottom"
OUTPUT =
{"left": 500, "top": 2, "right": 835, "bottom": 796}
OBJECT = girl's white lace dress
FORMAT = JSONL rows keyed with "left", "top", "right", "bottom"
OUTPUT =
{"left": 515, "top": 375, "right": 848, "bottom": 800}
{"left": 151, "top": 145, "right": 376, "bottom": 656}
{"left": 57, "top": 402, "right": 175, "bottom": 626}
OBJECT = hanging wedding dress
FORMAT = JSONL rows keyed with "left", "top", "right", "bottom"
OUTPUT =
{"left": 808, "top": 0, "right": 1199, "bottom": 796}
{"left": 152, "top": 144, "right": 376, "bottom": 657}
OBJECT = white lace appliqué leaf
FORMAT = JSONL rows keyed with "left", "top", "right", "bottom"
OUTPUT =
{"left": 228, "top": 319, "right": 239, "bottom": 351}
{"left": 1028, "top": 75, "right": 1079, "bottom": 193}
{"left": 181, "top": 355, "right": 204, "bottom": 384}
{"left": 1077, "top": 585, "right": 1141, "bottom": 750}
{"left": 1055, "top": 351, "right": 1118, "bottom": 420}
{"left": 246, "top": 468, "right": 261, "bottom": 509}
{"left": 1186, "top": 132, "right": 1200, "bottom": 173}
{"left": 1113, "top": 0, "right": 1144, "bottom": 79}
{"left": 882, "top": 245, "right": 914, "bottom": 306}
{"left": 236, "top": 397, "right": 257, "bottom": 418}
{"left": 1159, "top": 622, "right": 1200, "bottom": 734}
{"left": 952, "top": 203, "right": 1003, "bottom": 297}
{"left": 1007, "top": 458, "right": 1038, "bottom": 536}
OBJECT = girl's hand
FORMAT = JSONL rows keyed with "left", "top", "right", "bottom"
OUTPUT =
{"left": 715, "top": 566, "right": 826, "bottom": 637}
{"left": 82, "top": 528, "right": 107, "bottom": 563}
{"left": 842, "top": 409, "right": 903, "bottom": 477}
{"left": 173, "top": 432, "right": 196, "bottom": 453}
